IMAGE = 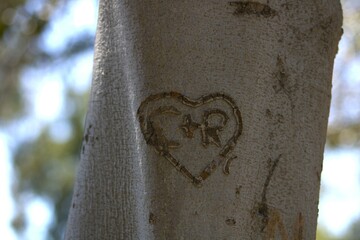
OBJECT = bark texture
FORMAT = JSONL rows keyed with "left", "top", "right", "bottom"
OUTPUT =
{"left": 65, "top": 0, "right": 342, "bottom": 239}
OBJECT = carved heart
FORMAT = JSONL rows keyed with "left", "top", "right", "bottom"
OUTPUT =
{"left": 137, "top": 92, "right": 242, "bottom": 187}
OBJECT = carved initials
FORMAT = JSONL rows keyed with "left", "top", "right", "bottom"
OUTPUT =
{"left": 137, "top": 92, "right": 242, "bottom": 187}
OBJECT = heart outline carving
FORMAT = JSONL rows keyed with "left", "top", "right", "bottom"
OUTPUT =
{"left": 137, "top": 92, "right": 242, "bottom": 187}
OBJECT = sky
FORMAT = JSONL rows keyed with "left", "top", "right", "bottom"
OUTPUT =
{"left": 319, "top": 148, "right": 360, "bottom": 235}
{"left": 0, "top": 0, "right": 359, "bottom": 239}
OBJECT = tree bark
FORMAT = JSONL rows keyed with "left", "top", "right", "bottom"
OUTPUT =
{"left": 65, "top": 0, "right": 342, "bottom": 239}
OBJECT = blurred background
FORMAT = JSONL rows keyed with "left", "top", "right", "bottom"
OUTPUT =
{"left": 0, "top": 0, "right": 359, "bottom": 239}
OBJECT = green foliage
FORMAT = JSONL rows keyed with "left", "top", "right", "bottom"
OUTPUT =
{"left": 0, "top": 0, "right": 94, "bottom": 239}
{"left": 316, "top": 227, "right": 341, "bottom": 240}
{"left": 12, "top": 90, "right": 89, "bottom": 239}
{"left": 0, "top": 0, "right": 51, "bottom": 120}
{"left": 327, "top": 123, "right": 360, "bottom": 148}
{"left": 345, "top": 218, "right": 360, "bottom": 240}
{"left": 317, "top": 222, "right": 360, "bottom": 240}
{"left": 0, "top": 0, "right": 93, "bottom": 121}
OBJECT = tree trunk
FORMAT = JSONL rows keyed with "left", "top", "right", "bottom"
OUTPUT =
{"left": 65, "top": 1, "right": 342, "bottom": 239}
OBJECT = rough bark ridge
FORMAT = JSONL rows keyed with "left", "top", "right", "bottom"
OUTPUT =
{"left": 65, "top": 0, "right": 342, "bottom": 239}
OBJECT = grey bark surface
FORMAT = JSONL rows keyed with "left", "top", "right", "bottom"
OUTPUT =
{"left": 65, "top": 1, "right": 342, "bottom": 239}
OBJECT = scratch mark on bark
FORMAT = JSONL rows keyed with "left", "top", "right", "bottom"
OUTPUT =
{"left": 228, "top": 1, "right": 277, "bottom": 18}
{"left": 226, "top": 218, "right": 236, "bottom": 226}
{"left": 235, "top": 185, "right": 242, "bottom": 195}
{"left": 293, "top": 213, "right": 304, "bottom": 240}
{"left": 149, "top": 212, "right": 156, "bottom": 225}
{"left": 273, "top": 56, "right": 289, "bottom": 94}
{"left": 258, "top": 154, "right": 282, "bottom": 231}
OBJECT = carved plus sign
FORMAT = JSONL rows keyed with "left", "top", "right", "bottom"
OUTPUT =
{"left": 180, "top": 114, "right": 200, "bottom": 138}
{"left": 180, "top": 110, "right": 228, "bottom": 148}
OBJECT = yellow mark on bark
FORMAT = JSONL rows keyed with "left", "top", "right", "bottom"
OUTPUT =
{"left": 266, "top": 209, "right": 304, "bottom": 240}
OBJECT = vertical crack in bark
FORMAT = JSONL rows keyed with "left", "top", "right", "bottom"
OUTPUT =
{"left": 275, "top": 56, "right": 288, "bottom": 92}
{"left": 293, "top": 213, "right": 304, "bottom": 240}
{"left": 258, "top": 154, "right": 282, "bottom": 231}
